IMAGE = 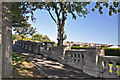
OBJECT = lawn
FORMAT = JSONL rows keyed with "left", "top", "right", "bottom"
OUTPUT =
{"left": 12, "top": 51, "right": 45, "bottom": 78}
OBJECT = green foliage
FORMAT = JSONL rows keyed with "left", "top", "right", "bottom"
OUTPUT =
{"left": 63, "top": 30, "right": 67, "bottom": 41}
{"left": 105, "top": 48, "right": 120, "bottom": 56}
{"left": 12, "top": 34, "right": 22, "bottom": 40}
{"left": 11, "top": 2, "right": 29, "bottom": 27}
{"left": 53, "top": 43, "right": 57, "bottom": 47}
{"left": 13, "top": 26, "right": 36, "bottom": 40}
{"left": 12, "top": 34, "right": 18, "bottom": 41}
{"left": 23, "top": 36, "right": 32, "bottom": 41}
{"left": 84, "top": 45, "right": 89, "bottom": 48}
{"left": 71, "top": 46, "right": 86, "bottom": 49}
{"left": 42, "top": 35, "right": 51, "bottom": 42}
{"left": 27, "top": 2, "right": 90, "bottom": 20}
{"left": 92, "top": 2, "right": 120, "bottom": 16}
{"left": 32, "top": 34, "right": 42, "bottom": 41}
{"left": 101, "top": 45, "right": 108, "bottom": 49}
{"left": 11, "top": 3, "right": 36, "bottom": 40}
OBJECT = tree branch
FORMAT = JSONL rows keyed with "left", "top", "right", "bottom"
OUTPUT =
{"left": 47, "top": 9, "right": 57, "bottom": 24}
{"left": 58, "top": 3, "right": 63, "bottom": 16}
{"left": 62, "top": 3, "right": 68, "bottom": 27}
{"left": 52, "top": 2, "right": 60, "bottom": 25}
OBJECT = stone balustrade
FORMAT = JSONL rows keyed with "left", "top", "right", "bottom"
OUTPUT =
{"left": 99, "top": 56, "right": 120, "bottom": 78}
{"left": 65, "top": 50, "right": 85, "bottom": 70}
{"left": 15, "top": 40, "right": 120, "bottom": 78}
{"left": 15, "top": 40, "right": 54, "bottom": 55}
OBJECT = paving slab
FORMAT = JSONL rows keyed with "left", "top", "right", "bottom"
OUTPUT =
{"left": 13, "top": 45, "right": 97, "bottom": 79}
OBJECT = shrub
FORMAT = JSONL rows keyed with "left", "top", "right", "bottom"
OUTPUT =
{"left": 105, "top": 48, "right": 120, "bottom": 56}
{"left": 84, "top": 45, "right": 89, "bottom": 48}
{"left": 71, "top": 46, "right": 86, "bottom": 49}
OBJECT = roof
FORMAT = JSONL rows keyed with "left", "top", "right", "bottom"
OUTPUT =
{"left": 108, "top": 45, "right": 120, "bottom": 48}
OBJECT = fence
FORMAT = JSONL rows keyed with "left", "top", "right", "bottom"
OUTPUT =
{"left": 15, "top": 40, "right": 120, "bottom": 78}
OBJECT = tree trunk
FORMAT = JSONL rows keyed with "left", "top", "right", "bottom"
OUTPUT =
{"left": 1, "top": 2, "right": 13, "bottom": 78}
{"left": 57, "top": 24, "right": 64, "bottom": 46}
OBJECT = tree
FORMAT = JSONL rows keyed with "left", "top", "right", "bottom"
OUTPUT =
{"left": 32, "top": 34, "right": 42, "bottom": 41}
{"left": 26, "top": 2, "right": 120, "bottom": 46}
{"left": 11, "top": 3, "right": 37, "bottom": 40}
{"left": 13, "top": 23, "right": 36, "bottom": 40}
{"left": 11, "top": 2, "right": 120, "bottom": 46}
{"left": 32, "top": 34, "right": 51, "bottom": 42}
{"left": 12, "top": 34, "right": 17, "bottom": 41}
{"left": 92, "top": 2, "right": 119, "bottom": 16}
{"left": 26, "top": 2, "right": 90, "bottom": 46}
{"left": 11, "top": 2, "right": 28, "bottom": 27}
{"left": 42, "top": 35, "right": 51, "bottom": 42}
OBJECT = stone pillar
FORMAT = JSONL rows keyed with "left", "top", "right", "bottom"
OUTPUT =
{"left": 44, "top": 42, "right": 54, "bottom": 50}
{"left": 35, "top": 42, "right": 43, "bottom": 54}
{"left": 38, "top": 43, "right": 44, "bottom": 54}
{"left": 83, "top": 47, "right": 104, "bottom": 77}
{"left": 55, "top": 45, "right": 67, "bottom": 64}
{"left": 32, "top": 42, "right": 36, "bottom": 53}
{"left": 1, "top": 2, "right": 12, "bottom": 78}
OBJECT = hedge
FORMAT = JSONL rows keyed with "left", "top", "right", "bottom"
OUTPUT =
{"left": 71, "top": 46, "right": 87, "bottom": 49}
{"left": 71, "top": 46, "right": 120, "bottom": 56}
{"left": 105, "top": 48, "right": 120, "bottom": 56}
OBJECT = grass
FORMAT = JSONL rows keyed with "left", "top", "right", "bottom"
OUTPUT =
{"left": 12, "top": 51, "right": 45, "bottom": 78}
{"left": 109, "top": 64, "right": 120, "bottom": 76}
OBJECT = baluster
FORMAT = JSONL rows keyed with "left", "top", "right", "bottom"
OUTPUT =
{"left": 27, "top": 43, "right": 30, "bottom": 51}
{"left": 21, "top": 42, "right": 22, "bottom": 47}
{"left": 117, "top": 65, "right": 120, "bottom": 76}
{"left": 36, "top": 43, "right": 38, "bottom": 54}
{"left": 112, "top": 61, "right": 117, "bottom": 77}
{"left": 30, "top": 44, "right": 31, "bottom": 51}
{"left": 68, "top": 53, "right": 71, "bottom": 63}
{"left": 27, "top": 44, "right": 29, "bottom": 50}
{"left": 77, "top": 54, "right": 80, "bottom": 62}
{"left": 30, "top": 43, "right": 32, "bottom": 51}
{"left": 105, "top": 61, "right": 110, "bottom": 75}
{"left": 99, "top": 59, "right": 104, "bottom": 77}
{"left": 99, "top": 59, "right": 103, "bottom": 72}
{"left": 26, "top": 43, "right": 27, "bottom": 50}
{"left": 75, "top": 53, "right": 78, "bottom": 63}
{"left": 74, "top": 54, "right": 77, "bottom": 63}
{"left": 71, "top": 53, "right": 74, "bottom": 64}
{"left": 25, "top": 44, "right": 27, "bottom": 50}
{"left": 32, "top": 43, "right": 35, "bottom": 53}
{"left": 80, "top": 54, "right": 82, "bottom": 63}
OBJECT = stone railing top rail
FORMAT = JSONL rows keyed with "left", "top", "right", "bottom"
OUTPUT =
{"left": 44, "top": 42, "right": 55, "bottom": 44}
{"left": 100, "top": 56, "right": 120, "bottom": 61}
{"left": 66, "top": 50, "right": 86, "bottom": 52}
{"left": 85, "top": 47, "right": 104, "bottom": 49}
{"left": 17, "top": 40, "right": 55, "bottom": 44}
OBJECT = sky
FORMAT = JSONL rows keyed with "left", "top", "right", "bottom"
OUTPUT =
{"left": 24, "top": 2, "right": 118, "bottom": 45}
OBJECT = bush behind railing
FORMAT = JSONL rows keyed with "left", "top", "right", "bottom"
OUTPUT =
{"left": 71, "top": 46, "right": 87, "bottom": 49}
{"left": 105, "top": 48, "right": 120, "bottom": 56}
